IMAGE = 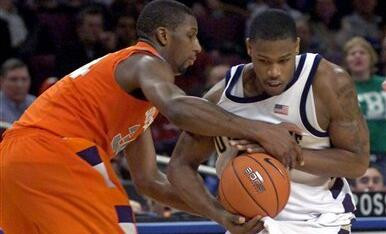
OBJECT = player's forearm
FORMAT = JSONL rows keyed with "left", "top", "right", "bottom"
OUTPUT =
{"left": 138, "top": 171, "right": 198, "bottom": 215}
{"left": 164, "top": 96, "right": 264, "bottom": 141}
{"left": 295, "top": 148, "right": 369, "bottom": 178}
{"left": 167, "top": 164, "right": 225, "bottom": 224}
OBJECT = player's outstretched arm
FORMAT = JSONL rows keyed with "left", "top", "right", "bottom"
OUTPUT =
{"left": 116, "top": 56, "right": 303, "bottom": 168}
{"left": 295, "top": 60, "right": 370, "bottom": 178}
{"left": 167, "top": 131, "right": 263, "bottom": 234}
{"left": 123, "top": 128, "right": 196, "bottom": 214}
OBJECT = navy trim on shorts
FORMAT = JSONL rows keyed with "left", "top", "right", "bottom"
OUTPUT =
{"left": 338, "top": 229, "right": 350, "bottom": 234}
{"left": 299, "top": 54, "right": 328, "bottom": 137}
{"left": 342, "top": 194, "right": 355, "bottom": 213}
{"left": 225, "top": 54, "right": 306, "bottom": 103}
{"left": 330, "top": 177, "right": 344, "bottom": 199}
{"left": 76, "top": 146, "right": 102, "bottom": 166}
{"left": 115, "top": 205, "right": 134, "bottom": 223}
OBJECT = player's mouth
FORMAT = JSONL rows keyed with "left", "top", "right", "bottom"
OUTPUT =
{"left": 266, "top": 80, "right": 282, "bottom": 87}
{"left": 264, "top": 80, "right": 284, "bottom": 95}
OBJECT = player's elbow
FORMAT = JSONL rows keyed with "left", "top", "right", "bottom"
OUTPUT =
{"left": 349, "top": 154, "right": 370, "bottom": 179}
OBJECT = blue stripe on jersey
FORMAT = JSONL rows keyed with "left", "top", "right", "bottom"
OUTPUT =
{"left": 224, "top": 68, "right": 232, "bottom": 87}
{"left": 76, "top": 146, "right": 102, "bottom": 166}
{"left": 115, "top": 205, "right": 134, "bottom": 223}
{"left": 330, "top": 177, "right": 344, "bottom": 199}
{"left": 299, "top": 54, "right": 329, "bottom": 137}
{"left": 342, "top": 193, "right": 355, "bottom": 213}
{"left": 286, "top": 54, "right": 306, "bottom": 88}
{"left": 225, "top": 55, "right": 306, "bottom": 103}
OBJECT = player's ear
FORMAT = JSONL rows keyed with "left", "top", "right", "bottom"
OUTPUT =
{"left": 245, "top": 38, "right": 252, "bottom": 57}
{"left": 155, "top": 27, "right": 168, "bottom": 46}
{"left": 295, "top": 37, "right": 300, "bottom": 54}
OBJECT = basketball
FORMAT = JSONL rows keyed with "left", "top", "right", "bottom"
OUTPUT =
{"left": 218, "top": 153, "right": 290, "bottom": 218}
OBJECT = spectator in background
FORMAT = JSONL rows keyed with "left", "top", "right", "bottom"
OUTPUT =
{"left": 204, "top": 64, "right": 229, "bottom": 92}
{"left": 307, "top": 0, "right": 343, "bottom": 63}
{"left": 0, "top": 17, "right": 12, "bottom": 65}
{"left": 0, "top": 58, "right": 35, "bottom": 124}
{"left": 344, "top": 37, "right": 386, "bottom": 180}
{"left": 295, "top": 16, "right": 322, "bottom": 55}
{"left": 113, "top": 14, "right": 137, "bottom": 50}
{"left": 56, "top": 6, "right": 110, "bottom": 77}
{"left": 381, "top": 36, "right": 386, "bottom": 76}
{"left": 338, "top": 0, "right": 382, "bottom": 49}
{"left": 0, "top": 0, "right": 28, "bottom": 54}
{"left": 353, "top": 165, "right": 385, "bottom": 192}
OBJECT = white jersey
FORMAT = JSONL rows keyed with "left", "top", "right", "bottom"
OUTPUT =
{"left": 215, "top": 53, "right": 355, "bottom": 223}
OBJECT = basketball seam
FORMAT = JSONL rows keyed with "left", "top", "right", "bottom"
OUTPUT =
{"left": 231, "top": 159, "right": 269, "bottom": 216}
{"left": 246, "top": 155, "right": 280, "bottom": 216}
{"left": 219, "top": 178, "right": 242, "bottom": 215}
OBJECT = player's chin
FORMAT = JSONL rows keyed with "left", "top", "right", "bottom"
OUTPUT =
{"left": 265, "top": 85, "right": 285, "bottom": 96}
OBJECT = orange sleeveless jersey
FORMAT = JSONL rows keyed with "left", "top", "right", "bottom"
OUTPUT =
{"left": 12, "top": 42, "right": 159, "bottom": 157}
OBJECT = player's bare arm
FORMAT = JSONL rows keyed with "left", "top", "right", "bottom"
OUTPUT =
{"left": 294, "top": 59, "right": 370, "bottom": 178}
{"left": 168, "top": 131, "right": 264, "bottom": 234}
{"left": 116, "top": 55, "right": 301, "bottom": 167}
{"left": 123, "top": 128, "right": 197, "bottom": 214}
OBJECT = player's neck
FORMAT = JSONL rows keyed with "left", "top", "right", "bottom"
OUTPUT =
{"left": 243, "top": 66, "right": 264, "bottom": 97}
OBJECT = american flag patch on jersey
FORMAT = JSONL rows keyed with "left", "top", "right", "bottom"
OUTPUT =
{"left": 274, "top": 104, "right": 289, "bottom": 115}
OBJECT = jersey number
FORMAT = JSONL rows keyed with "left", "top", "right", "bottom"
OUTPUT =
{"left": 69, "top": 56, "right": 106, "bottom": 79}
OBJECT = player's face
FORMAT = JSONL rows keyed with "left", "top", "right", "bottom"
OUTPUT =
{"left": 167, "top": 15, "right": 202, "bottom": 75}
{"left": 345, "top": 45, "right": 371, "bottom": 76}
{"left": 246, "top": 38, "right": 299, "bottom": 96}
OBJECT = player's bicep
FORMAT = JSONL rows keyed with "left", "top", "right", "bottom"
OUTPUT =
{"left": 328, "top": 70, "right": 369, "bottom": 157}
{"left": 137, "top": 57, "right": 186, "bottom": 110}
{"left": 171, "top": 131, "right": 215, "bottom": 170}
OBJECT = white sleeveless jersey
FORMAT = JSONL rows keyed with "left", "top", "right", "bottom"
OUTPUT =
{"left": 215, "top": 53, "right": 355, "bottom": 222}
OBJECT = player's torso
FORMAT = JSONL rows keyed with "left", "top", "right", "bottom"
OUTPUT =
{"left": 12, "top": 42, "right": 159, "bottom": 156}
{"left": 215, "top": 53, "right": 355, "bottom": 220}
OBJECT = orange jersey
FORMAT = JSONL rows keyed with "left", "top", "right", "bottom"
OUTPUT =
{"left": 11, "top": 42, "right": 159, "bottom": 157}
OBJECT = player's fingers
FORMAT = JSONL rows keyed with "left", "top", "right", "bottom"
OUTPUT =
{"left": 294, "top": 144, "right": 304, "bottom": 166}
{"left": 280, "top": 122, "right": 304, "bottom": 135}
{"left": 230, "top": 214, "right": 246, "bottom": 224}
{"left": 251, "top": 221, "right": 265, "bottom": 233}
{"left": 246, "top": 146, "right": 265, "bottom": 153}
{"left": 244, "top": 215, "right": 262, "bottom": 229}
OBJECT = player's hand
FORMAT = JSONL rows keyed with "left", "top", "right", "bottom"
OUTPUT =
{"left": 254, "top": 122, "right": 304, "bottom": 168}
{"left": 220, "top": 212, "right": 264, "bottom": 234}
{"left": 229, "top": 139, "right": 265, "bottom": 153}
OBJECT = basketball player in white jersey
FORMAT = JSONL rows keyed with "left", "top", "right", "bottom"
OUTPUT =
{"left": 167, "top": 9, "right": 369, "bottom": 234}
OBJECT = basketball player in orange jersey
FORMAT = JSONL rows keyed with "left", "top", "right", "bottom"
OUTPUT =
{"left": 168, "top": 9, "right": 370, "bottom": 234}
{"left": 0, "top": 1, "right": 303, "bottom": 234}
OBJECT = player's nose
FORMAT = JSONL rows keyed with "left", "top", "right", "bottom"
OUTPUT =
{"left": 193, "top": 38, "right": 202, "bottom": 54}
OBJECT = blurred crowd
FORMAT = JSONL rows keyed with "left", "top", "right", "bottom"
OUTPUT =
{"left": 0, "top": 0, "right": 386, "bottom": 219}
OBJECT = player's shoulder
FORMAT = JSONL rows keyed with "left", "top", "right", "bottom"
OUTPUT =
{"left": 314, "top": 57, "right": 353, "bottom": 96}
{"left": 204, "top": 63, "right": 251, "bottom": 103}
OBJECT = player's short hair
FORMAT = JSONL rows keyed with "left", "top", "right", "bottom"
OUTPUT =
{"left": 248, "top": 9, "right": 297, "bottom": 42}
{"left": 0, "top": 58, "right": 27, "bottom": 78}
{"left": 136, "top": 0, "right": 193, "bottom": 40}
